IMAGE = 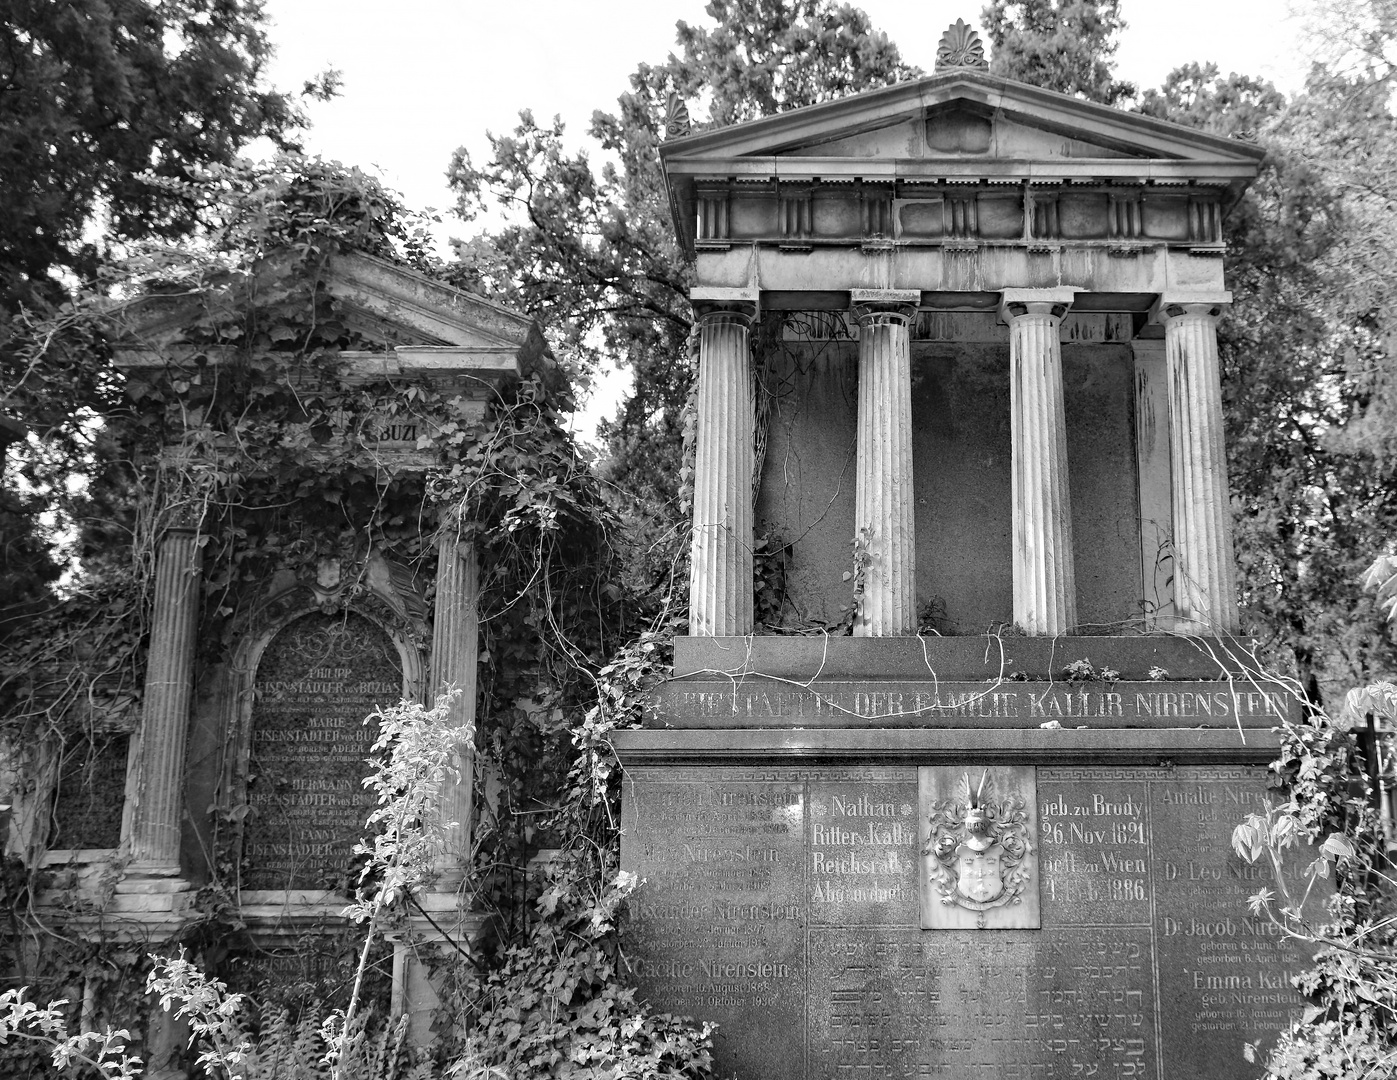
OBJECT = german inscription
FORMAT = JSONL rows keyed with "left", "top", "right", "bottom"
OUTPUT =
{"left": 656, "top": 680, "right": 1292, "bottom": 727}
{"left": 242, "top": 611, "right": 401, "bottom": 890}
{"left": 623, "top": 769, "right": 808, "bottom": 1080}
{"left": 621, "top": 762, "right": 1309, "bottom": 1079}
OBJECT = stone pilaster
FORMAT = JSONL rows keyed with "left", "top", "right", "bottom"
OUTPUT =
{"left": 689, "top": 299, "right": 757, "bottom": 636}
{"left": 429, "top": 537, "right": 479, "bottom": 888}
{"left": 1001, "top": 288, "right": 1078, "bottom": 636}
{"left": 1152, "top": 294, "right": 1239, "bottom": 634}
{"left": 127, "top": 525, "right": 201, "bottom": 875}
{"left": 852, "top": 291, "right": 919, "bottom": 636}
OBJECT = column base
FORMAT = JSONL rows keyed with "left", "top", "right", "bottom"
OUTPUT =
{"left": 394, "top": 901, "right": 488, "bottom": 1045}
{"left": 112, "top": 866, "right": 193, "bottom": 914}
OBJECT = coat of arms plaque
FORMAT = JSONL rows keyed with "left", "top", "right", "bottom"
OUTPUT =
{"left": 919, "top": 765, "right": 1040, "bottom": 929}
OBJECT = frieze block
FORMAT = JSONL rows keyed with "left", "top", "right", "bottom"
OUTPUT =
{"left": 919, "top": 764, "right": 1040, "bottom": 929}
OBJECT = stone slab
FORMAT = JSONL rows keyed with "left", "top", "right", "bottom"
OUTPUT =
{"left": 620, "top": 763, "right": 1312, "bottom": 1080}
{"left": 48, "top": 734, "right": 129, "bottom": 850}
{"left": 612, "top": 727, "right": 1281, "bottom": 765}
{"left": 672, "top": 634, "right": 1270, "bottom": 680}
{"left": 652, "top": 679, "right": 1293, "bottom": 729}
{"left": 242, "top": 611, "right": 401, "bottom": 891}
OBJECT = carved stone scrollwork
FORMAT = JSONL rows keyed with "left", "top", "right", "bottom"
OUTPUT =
{"left": 921, "top": 767, "right": 1039, "bottom": 930}
{"left": 935, "top": 18, "right": 988, "bottom": 71}
{"left": 663, "top": 93, "right": 691, "bottom": 139}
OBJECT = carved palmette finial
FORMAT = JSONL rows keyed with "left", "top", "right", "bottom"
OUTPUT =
{"left": 663, "top": 93, "right": 691, "bottom": 139}
{"left": 935, "top": 18, "right": 987, "bottom": 71}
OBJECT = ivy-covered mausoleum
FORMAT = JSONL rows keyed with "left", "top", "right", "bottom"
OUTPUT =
{"left": 3, "top": 247, "right": 557, "bottom": 1063}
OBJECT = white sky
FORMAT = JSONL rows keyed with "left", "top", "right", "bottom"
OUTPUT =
{"left": 256, "top": 0, "right": 1313, "bottom": 433}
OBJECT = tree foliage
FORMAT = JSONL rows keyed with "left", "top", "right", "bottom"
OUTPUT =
{"left": 0, "top": 0, "right": 331, "bottom": 307}
{"left": 446, "top": 0, "right": 918, "bottom": 593}
{"left": 1135, "top": 40, "right": 1397, "bottom": 703}
{"left": 0, "top": 0, "right": 335, "bottom": 643}
{"left": 980, "top": 0, "right": 1134, "bottom": 104}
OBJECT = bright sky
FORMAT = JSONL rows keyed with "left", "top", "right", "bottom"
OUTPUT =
{"left": 257, "top": 0, "right": 1312, "bottom": 433}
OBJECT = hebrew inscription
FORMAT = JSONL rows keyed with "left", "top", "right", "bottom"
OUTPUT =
{"left": 242, "top": 611, "right": 401, "bottom": 890}
{"left": 621, "top": 763, "right": 1310, "bottom": 1080}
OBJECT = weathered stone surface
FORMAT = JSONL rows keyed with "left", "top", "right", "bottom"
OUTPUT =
{"left": 1004, "top": 289, "right": 1077, "bottom": 635}
{"left": 242, "top": 611, "right": 401, "bottom": 891}
{"left": 690, "top": 307, "right": 756, "bottom": 636}
{"left": 1155, "top": 297, "right": 1238, "bottom": 634}
{"left": 48, "top": 735, "right": 129, "bottom": 849}
{"left": 129, "top": 526, "right": 201, "bottom": 874}
{"left": 620, "top": 763, "right": 1310, "bottom": 1080}
{"left": 428, "top": 539, "right": 479, "bottom": 887}
{"left": 672, "top": 634, "right": 1270, "bottom": 681}
{"left": 652, "top": 678, "right": 1294, "bottom": 729}
{"left": 853, "top": 301, "right": 917, "bottom": 635}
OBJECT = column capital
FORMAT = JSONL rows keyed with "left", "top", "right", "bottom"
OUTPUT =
{"left": 692, "top": 286, "right": 758, "bottom": 324}
{"left": 1150, "top": 291, "right": 1232, "bottom": 325}
{"left": 852, "top": 289, "right": 919, "bottom": 328}
{"left": 998, "top": 287, "right": 1078, "bottom": 324}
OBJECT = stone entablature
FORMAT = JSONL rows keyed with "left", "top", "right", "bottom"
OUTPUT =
{"left": 112, "top": 250, "right": 553, "bottom": 469}
{"left": 690, "top": 177, "right": 1226, "bottom": 252}
{"left": 662, "top": 73, "right": 1262, "bottom": 259}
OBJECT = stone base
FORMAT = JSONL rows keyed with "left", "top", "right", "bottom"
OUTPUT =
{"left": 110, "top": 869, "right": 194, "bottom": 914}
{"left": 397, "top": 898, "right": 487, "bottom": 1045}
{"left": 613, "top": 726, "right": 1311, "bottom": 1080}
{"left": 620, "top": 629, "right": 1311, "bottom": 1080}
{"left": 672, "top": 633, "right": 1266, "bottom": 680}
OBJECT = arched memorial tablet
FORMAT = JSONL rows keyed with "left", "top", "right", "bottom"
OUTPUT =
{"left": 243, "top": 611, "right": 402, "bottom": 891}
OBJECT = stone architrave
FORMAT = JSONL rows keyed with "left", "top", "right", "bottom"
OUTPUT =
{"left": 428, "top": 536, "right": 479, "bottom": 888}
{"left": 852, "top": 291, "right": 919, "bottom": 636}
{"left": 689, "top": 292, "right": 758, "bottom": 637}
{"left": 128, "top": 525, "right": 201, "bottom": 875}
{"left": 1001, "top": 289, "right": 1078, "bottom": 635}
{"left": 1152, "top": 294, "right": 1239, "bottom": 634}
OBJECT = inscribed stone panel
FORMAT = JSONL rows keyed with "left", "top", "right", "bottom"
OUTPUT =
{"left": 242, "top": 611, "right": 401, "bottom": 890}
{"left": 622, "top": 776, "right": 807, "bottom": 1080}
{"left": 621, "top": 761, "right": 1310, "bottom": 1079}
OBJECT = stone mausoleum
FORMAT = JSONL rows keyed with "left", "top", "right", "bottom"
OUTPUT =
{"left": 613, "top": 24, "right": 1306, "bottom": 1080}
{"left": 2, "top": 248, "right": 552, "bottom": 1061}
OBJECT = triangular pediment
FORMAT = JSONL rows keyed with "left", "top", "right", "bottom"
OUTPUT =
{"left": 779, "top": 103, "right": 1148, "bottom": 162}
{"left": 115, "top": 250, "right": 540, "bottom": 354}
{"left": 660, "top": 70, "right": 1264, "bottom": 257}
{"left": 661, "top": 71, "right": 1264, "bottom": 168}
{"left": 111, "top": 249, "right": 561, "bottom": 391}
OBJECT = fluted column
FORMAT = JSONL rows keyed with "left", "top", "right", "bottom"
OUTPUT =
{"left": 1153, "top": 294, "right": 1238, "bottom": 634}
{"left": 1001, "top": 288, "right": 1077, "bottom": 636}
{"left": 128, "top": 525, "right": 201, "bottom": 873}
{"left": 853, "top": 293, "right": 918, "bottom": 635}
{"left": 429, "top": 538, "right": 479, "bottom": 888}
{"left": 689, "top": 303, "right": 757, "bottom": 636}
